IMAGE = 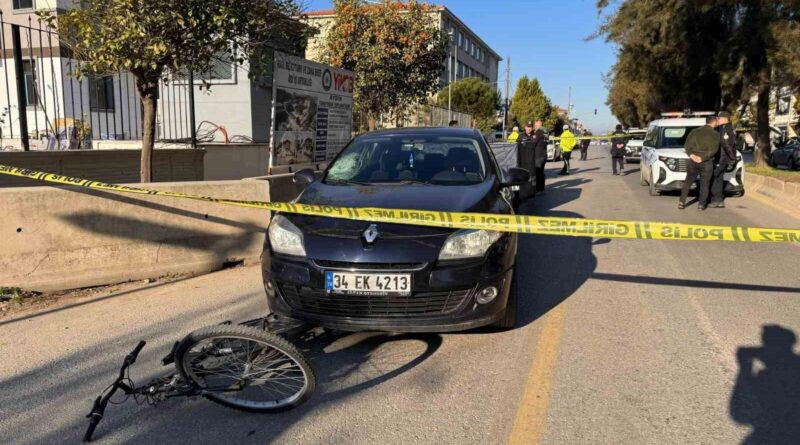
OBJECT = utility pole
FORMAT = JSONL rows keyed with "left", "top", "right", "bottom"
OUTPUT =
{"left": 503, "top": 57, "right": 510, "bottom": 139}
{"left": 447, "top": 30, "right": 454, "bottom": 122}
{"left": 567, "top": 86, "right": 572, "bottom": 121}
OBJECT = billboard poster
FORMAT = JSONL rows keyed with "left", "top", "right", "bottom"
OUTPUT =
{"left": 270, "top": 51, "right": 355, "bottom": 167}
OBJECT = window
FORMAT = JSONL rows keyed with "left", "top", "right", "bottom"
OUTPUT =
{"left": 325, "top": 134, "right": 487, "bottom": 185}
{"left": 196, "top": 51, "right": 234, "bottom": 82}
{"left": 21, "top": 60, "right": 37, "bottom": 107}
{"left": 13, "top": 0, "right": 34, "bottom": 10}
{"left": 89, "top": 75, "right": 114, "bottom": 111}
{"left": 458, "top": 32, "right": 463, "bottom": 47}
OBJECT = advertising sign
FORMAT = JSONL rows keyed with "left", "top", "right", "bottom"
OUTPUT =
{"left": 270, "top": 52, "right": 355, "bottom": 167}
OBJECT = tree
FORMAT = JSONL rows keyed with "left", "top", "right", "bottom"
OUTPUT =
{"left": 436, "top": 77, "right": 500, "bottom": 132}
{"left": 716, "top": 1, "right": 800, "bottom": 166}
{"left": 509, "top": 76, "right": 558, "bottom": 131}
{"left": 598, "top": 0, "right": 800, "bottom": 166}
{"left": 597, "top": 1, "right": 732, "bottom": 121}
{"left": 319, "top": 0, "right": 449, "bottom": 130}
{"left": 43, "top": 0, "right": 312, "bottom": 182}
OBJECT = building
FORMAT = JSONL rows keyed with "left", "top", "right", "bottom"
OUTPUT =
{"left": 0, "top": 0, "right": 304, "bottom": 149}
{"left": 303, "top": 5, "right": 501, "bottom": 92}
{"left": 746, "top": 87, "right": 798, "bottom": 139}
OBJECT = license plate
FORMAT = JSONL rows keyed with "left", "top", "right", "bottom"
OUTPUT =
{"left": 510, "top": 185, "right": 520, "bottom": 191}
{"left": 325, "top": 271, "right": 411, "bottom": 296}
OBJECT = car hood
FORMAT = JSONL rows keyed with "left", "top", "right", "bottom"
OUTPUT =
{"left": 288, "top": 178, "right": 502, "bottom": 238}
{"left": 654, "top": 148, "right": 688, "bottom": 158}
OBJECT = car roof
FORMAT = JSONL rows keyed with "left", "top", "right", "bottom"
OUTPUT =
{"left": 649, "top": 117, "right": 707, "bottom": 127}
{"left": 358, "top": 127, "right": 483, "bottom": 138}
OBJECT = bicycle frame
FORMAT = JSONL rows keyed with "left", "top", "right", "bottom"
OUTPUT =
{"left": 82, "top": 314, "right": 312, "bottom": 443}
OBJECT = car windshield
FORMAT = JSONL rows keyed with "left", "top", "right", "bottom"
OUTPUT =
{"left": 658, "top": 126, "right": 700, "bottom": 148}
{"left": 324, "top": 134, "right": 487, "bottom": 185}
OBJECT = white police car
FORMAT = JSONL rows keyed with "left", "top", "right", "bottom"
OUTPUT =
{"left": 640, "top": 112, "right": 745, "bottom": 196}
{"left": 624, "top": 128, "right": 647, "bottom": 162}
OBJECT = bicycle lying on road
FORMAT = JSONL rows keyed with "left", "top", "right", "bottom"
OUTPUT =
{"left": 83, "top": 315, "right": 316, "bottom": 442}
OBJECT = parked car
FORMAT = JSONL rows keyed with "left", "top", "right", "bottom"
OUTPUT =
{"left": 263, "top": 127, "right": 530, "bottom": 332}
{"left": 640, "top": 112, "right": 745, "bottom": 196}
{"left": 624, "top": 128, "right": 647, "bottom": 162}
{"left": 547, "top": 140, "right": 562, "bottom": 162}
{"left": 771, "top": 137, "right": 800, "bottom": 170}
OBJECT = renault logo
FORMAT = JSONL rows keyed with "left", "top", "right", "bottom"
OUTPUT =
{"left": 363, "top": 224, "right": 379, "bottom": 245}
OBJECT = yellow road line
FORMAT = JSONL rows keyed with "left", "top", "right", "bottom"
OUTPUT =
{"left": 507, "top": 302, "right": 568, "bottom": 445}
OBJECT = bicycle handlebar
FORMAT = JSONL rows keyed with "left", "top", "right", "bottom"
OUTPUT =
{"left": 83, "top": 341, "right": 146, "bottom": 442}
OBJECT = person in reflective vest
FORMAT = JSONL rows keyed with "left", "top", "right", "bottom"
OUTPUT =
{"left": 558, "top": 125, "right": 576, "bottom": 175}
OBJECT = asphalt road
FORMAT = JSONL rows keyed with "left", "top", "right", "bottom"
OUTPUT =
{"left": 1, "top": 146, "right": 799, "bottom": 445}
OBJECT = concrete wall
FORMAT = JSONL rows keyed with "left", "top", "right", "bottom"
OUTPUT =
{"left": 202, "top": 143, "right": 269, "bottom": 180}
{"left": 0, "top": 180, "right": 270, "bottom": 291}
{"left": 746, "top": 172, "right": 800, "bottom": 217}
{"left": 0, "top": 149, "right": 204, "bottom": 187}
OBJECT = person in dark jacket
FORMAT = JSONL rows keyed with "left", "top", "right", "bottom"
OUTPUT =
{"left": 610, "top": 124, "right": 627, "bottom": 175}
{"left": 579, "top": 129, "right": 591, "bottom": 160}
{"left": 532, "top": 120, "right": 548, "bottom": 191}
{"left": 709, "top": 111, "right": 737, "bottom": 208}
{"left": 515, "top": 121, "right": 537, "bottom": 202}
{"left": 679, "top": 116, "right": 720, "bottom": 210}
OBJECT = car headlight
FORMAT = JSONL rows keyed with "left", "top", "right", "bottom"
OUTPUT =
{"left": 268, "top": 215, "right": 306, "bottom": 257}
{"left": 439, "top": 230, "right": 503, "bottom": 260}
{"left": 659, "top": 156, "right": 678, "bottom": 171}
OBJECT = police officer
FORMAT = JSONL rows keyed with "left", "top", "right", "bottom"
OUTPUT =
{"left": 532, "top": 120, "right": 548, "bottom": 191}
{"left": 709, "top": 111, "right": 737, "bottom": 208}
{"left": 515, "top": 121, "right": 537, "bottom": 202}
{"left": 610, "top": 124, "right": 627, "bottom": 175}
{"left": 679, "top": 116, "right": 719, "bottom": 210}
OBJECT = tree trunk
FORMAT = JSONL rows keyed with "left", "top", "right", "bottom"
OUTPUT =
{"left": 134, "top": 76, "right": 159, "bottom": 182}
{"left": 368, "top": 112, "right": 377, "bottom": 131}
{"left": 754, "top": 65, "right": 771, "bottom": 167}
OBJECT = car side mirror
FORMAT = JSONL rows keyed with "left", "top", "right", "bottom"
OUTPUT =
{"left": 293, "top": 168, "right": 316, "bottom": 185}
{"left": 502, "top": 167, "right": 530, "bottom": 187}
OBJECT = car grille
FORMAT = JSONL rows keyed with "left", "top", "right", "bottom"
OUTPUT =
{"left": 313, "top": 260, "right": 426, "bottom": 270}
{"left": 278, "top": 284, "right": 471, "bottom": 318}
{"left": 675, "top": 159, "right": 689, "bottom": 172}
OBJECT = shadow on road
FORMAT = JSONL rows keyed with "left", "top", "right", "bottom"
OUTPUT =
{"left": 730, "top": 324, "right": 800, "bottom": 445}
{"left": 513, "top": 175, "right": 597, "bottom": 329}
{"left": 589, "top": 273, "right": 800, "bottom": 294}
{"left": 4, "top": 318, "right": 443, "bottom": 444}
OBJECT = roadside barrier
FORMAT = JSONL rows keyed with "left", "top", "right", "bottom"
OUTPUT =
{"left": 1, "top": 164, "right": 799, "bottom": 244}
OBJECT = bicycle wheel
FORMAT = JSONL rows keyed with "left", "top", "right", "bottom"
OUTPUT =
{"left": 174, "top": 324, "right": 315, "bottom": 413}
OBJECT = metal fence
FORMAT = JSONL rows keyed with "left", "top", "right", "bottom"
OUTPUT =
{"left": 0, "top": 13, "right": 192, "bottom": 151}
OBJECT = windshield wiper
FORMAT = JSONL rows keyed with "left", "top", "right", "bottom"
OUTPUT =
{"left": 325, "top": 179, "right": 373, "bottom": 186}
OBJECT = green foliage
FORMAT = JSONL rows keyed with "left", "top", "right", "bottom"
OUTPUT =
{"left": 436, "top": 77, "right": 499, "bottom": 119}
{"left": 509, "top": 76, "right": 559, "bottom": 130}
{"left": 596, "top": 1, "right": 732, "bottom": 125}
{"left": 320, "top": 0, "right": 449, "bottom": 130}
{"left": 597, "top": 0, "right": 800, "bottom": 165}
{"left": 436, "top": 77, "right": 499, "bottom": 133}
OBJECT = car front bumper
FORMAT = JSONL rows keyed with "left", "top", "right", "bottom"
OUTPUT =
{"left": 262, "top": 237, "right": 517, "bottom": 333}
{"left": 651, "top": 161, "right": 745, "bottom": 193}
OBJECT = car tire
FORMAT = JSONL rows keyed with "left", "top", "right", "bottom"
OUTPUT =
{"left": 649, "top": 174, "right": 660, "bottom": 196}
{"left": 492, "top": 268, "right": 518, "bottom": 330}
{"left": 639, "top": 167, "right": 648, "bottom": 186}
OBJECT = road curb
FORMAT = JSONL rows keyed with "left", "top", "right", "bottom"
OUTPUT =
{"left": 745, "top": 171, "right": 800, "bottom": 219}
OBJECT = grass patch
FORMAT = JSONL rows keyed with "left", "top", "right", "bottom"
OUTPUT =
{"left": 0, "top": 286, "right": 38, "bottom": 305}
{"left": 745, "top": 163, "right": 800, "bottom": 183}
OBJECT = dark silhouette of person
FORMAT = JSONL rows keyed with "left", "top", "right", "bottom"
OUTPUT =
{"left": 730, "top": 325, "right": 800, "bottom": 444}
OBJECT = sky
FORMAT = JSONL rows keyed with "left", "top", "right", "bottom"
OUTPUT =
{"left": 302, "top": 0, "right": 620, "bottom": 133}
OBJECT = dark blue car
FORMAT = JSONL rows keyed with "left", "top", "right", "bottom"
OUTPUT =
{"left": 262, "top": 127, "right": 529, "bottom": 332}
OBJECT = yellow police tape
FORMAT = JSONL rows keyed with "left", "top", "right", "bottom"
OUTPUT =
{"left": 1, "top": 164, "right": 798, "bottom": 244}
